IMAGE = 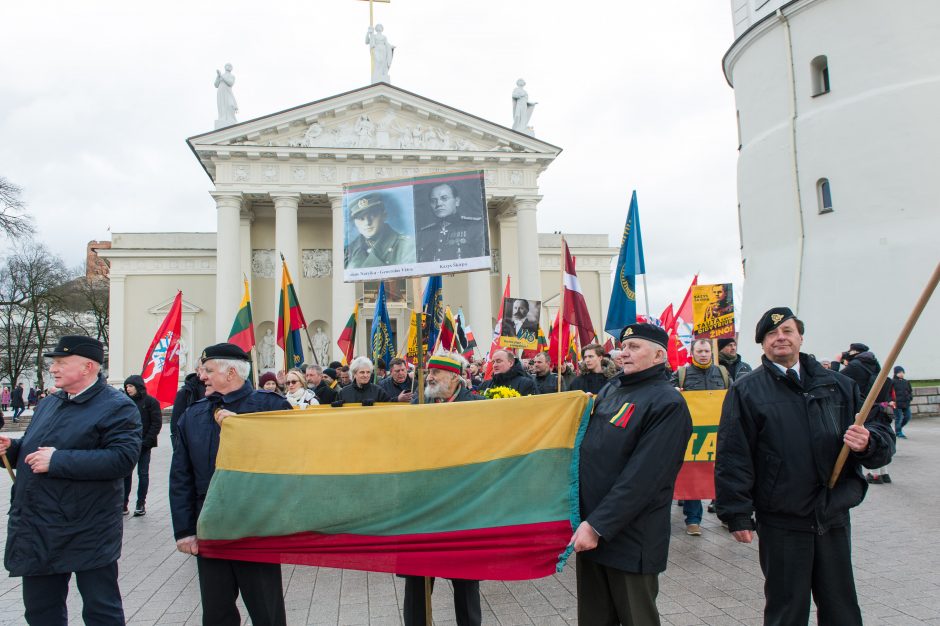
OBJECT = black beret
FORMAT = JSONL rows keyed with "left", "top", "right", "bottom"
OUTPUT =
{"left": 323, "top": 367, "right": 338, "bottom": 380}
{"left": 717, "top": 338, "right": 736, "bottom": 351}
{"left": 44, "top": 335, "right": 104, "bottom": 364}
{"left": 619, "top": 323, "right": 668, "bottom": 349}
{"left": 200, "top": 342, "right": 250, "bottom": 363}
{"left": 755, "top": 307, "right": 797, "bottom": 343}
{"left": 349, "top": 193, "right": 385, "bottom": 218}
{"left": 849, "top": 343, "right": 869, "bottom": 353}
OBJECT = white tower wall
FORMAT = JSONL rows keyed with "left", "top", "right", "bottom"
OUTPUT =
{"left": 725, "top": 0, "right": 940, "bottom": 377}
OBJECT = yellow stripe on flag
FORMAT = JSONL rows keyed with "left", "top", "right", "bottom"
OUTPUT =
{"left": 216, "top": 392, "right": 590, "bottom": 476}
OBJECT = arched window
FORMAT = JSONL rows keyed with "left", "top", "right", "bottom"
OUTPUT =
{"left": 811, "top": 55, "right": 830, "bottom": 96}
{"left": 817, "top": 178, "right": 833, "bottom": 214}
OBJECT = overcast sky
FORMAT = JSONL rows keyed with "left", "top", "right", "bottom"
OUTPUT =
{"left": 1, "top": 0, "right": 742, "bottom": 315}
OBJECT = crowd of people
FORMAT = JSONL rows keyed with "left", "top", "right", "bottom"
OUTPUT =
{"left": 0, "top": 306, "right": 917, "bottom": 625}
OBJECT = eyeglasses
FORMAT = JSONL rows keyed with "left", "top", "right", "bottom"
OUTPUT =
{"left": 287, "top": 379, "right": 303, "bottom": 386}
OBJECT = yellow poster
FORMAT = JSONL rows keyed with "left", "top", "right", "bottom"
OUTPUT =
{"left": 691, "top": 283, "right": 735, "bottom": 339}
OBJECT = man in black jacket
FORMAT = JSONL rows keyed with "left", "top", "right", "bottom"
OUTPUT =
{"left": 170, "top": 372, "right": 206, "bottom": 450}
{"left": 570, "top": 323, "right": 692, "bottom": 625}
{"left": 477, "top": 350, "right": 539, "bottom": 396}
{"left": 123, "top": 375, "right": 163, "bottom": 516}
{"left": 171, "top": 343, "right": 291, "bottom": 626}
{"left": 569, "top": 343, "right": 612, "bottom": 395}
{"left": 716, "top": 308, "right": 895, "bottom": 626}
{"left": 378, "top": 357, "right": 414, "bottom": 402}
{"left": 531, "top": 352, "right": 566, "bottom": 394}
{"left": 717, "top": 338, "right": 752, "bottom": 381}
{"left": 305, "top": 364, "right": 336, "bottom": 405}
{"left": 0, "top": 336, "right": 140, "bottom": 624}
{"left": 337, "top": 357, "right": 390, "bottom": 403}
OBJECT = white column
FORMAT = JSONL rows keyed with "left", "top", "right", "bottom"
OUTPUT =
{"left": 107, "top": 274, "right": 126, "bottom": 385}
{"left": 273, "top": 193, "right": 301, "bottom": 284}
{"left": 467, "top": 270, "right": 493, "bottom": 346}
{"left": 330, "top": 194, "right": 357, "bottom": 349}
{"left": 213, "top": 192, "right": 243, "bottom": 342}
{"left": 239, "top": 202, "right": 253, "bottom": 287}
{"left": 515, "top": 196, "right": 542, "bottom": 301}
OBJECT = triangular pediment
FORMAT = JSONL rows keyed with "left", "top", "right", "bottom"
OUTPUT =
{"left": 188, "top": 83, "right": 561, "bottom": 164}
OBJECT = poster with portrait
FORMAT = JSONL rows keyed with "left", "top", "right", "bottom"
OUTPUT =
{"left": 343, "top": 170, "right": 491, "bottom": 282}
{"left": 498, "top": 297, "right": 541, "bottom": 350}
{"left": 691, "top": 283, "right": 735, "bottom": 340}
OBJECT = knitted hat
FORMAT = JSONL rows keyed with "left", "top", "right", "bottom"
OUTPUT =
{"left": 427, "top": 355, "right": 463, "bottom": 375}
{"left": 259, "top": 372, "right": 278, "bottom": 388}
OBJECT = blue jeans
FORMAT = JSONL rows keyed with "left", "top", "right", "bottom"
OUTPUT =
{"left": 683, "top": 499, "right": 703, "bottom": 525}
{"left": 894, "top": 407, "right": 911, "bottom": 434}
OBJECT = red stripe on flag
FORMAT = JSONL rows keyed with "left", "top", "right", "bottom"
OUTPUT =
{"left": 673, "top": 461, "right": 715, "bottom": 500}
{"left": 199, "top": 520, "right": 573, "bottom": 581}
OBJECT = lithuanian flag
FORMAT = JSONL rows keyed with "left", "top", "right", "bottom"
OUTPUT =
{"left": 227, "top": 277, "right": 255, "bottom": 352}
{"left": 673, "top": 390, "right": 725, "bottom": 500}
{"left": 277, "top": 257, "right": 307, "bottom": 370}
{"left": 337, "top": 303, "right": 358, "bottom": 365}
{"left": 197, "top": 392, "right": 593, "bottom": 580}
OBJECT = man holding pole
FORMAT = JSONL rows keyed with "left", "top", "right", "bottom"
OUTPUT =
{"left": 715, "top": 307, "right": 895, "bottom": 625}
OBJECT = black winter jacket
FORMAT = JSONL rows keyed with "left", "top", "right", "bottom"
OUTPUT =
{"left": 719, "top": 353, "right": 752, "bottom": 381}
{"left": 841, "top": 351, "right": 881, "bottom": 397}
{"left": 338, "top": 382, "right": 390, "bottom": 404}
{"left": 534, "top": 372, "right": 566, "bottom": 394}
{"left": 4, "top": 376, "right": 140, "bottom": 576}
{"left": 170, "top": 382, "right": 290, "bottom": 540}
{"left": 478, "top": 360, "right": 539, "bottom": 396}
{"left": 312, "top": 381, "right": 337, "bottom": 405}
{"left": 124, "top": 375, "right": 162, "bottom": 448}
{"left": 893, "top": 377, "right": 913, "bottom": 408}
{"left": 716, "top": 354, "right": 895, "bottom": 534}
{"left": 378, "top": 375, "right": 413, "bottom": 401}
{"left": 671, "top": 364, "right": 728, "bottom": 391}
{"left": 578, "top": 364, "right": 692, "bottom": 574}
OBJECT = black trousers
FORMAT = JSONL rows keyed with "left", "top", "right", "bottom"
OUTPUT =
{"left": 123, "top": 446, "right": 152, "bottom": 507}
{"left": 22, "top": 561, "right": 123, "bottom": 625}
{"left": 575, "top": 554, "right": 660, "bottom": 626}
{"left": 196, "top": 556, "right": 286, "bottom": 626}
{"left": 403, "top": 576, "right": 481, "bottom": 626}
{"left": 758, "top": 523, "right": 862, "bottom": 626}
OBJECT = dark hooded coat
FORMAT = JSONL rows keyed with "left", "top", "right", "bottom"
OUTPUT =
{"left": 124, "top": 374, "right": 162, "bottom": 448}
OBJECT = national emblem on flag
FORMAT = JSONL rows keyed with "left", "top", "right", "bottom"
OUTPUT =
{"left": 141, "top": 291, "right": 182, "bottom": 408}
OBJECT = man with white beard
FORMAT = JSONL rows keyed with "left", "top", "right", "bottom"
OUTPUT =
{"left": 404, "top": 353, "right": 486, "bottom": 625}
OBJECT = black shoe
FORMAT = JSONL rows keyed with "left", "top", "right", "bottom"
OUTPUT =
{"left": 882, "top": 474, "right": 892, "bottom": 484}
{"left": 871, "top": 475, "right": 884, "bottom": 484}
{"left": 707, "top": 502, "right": 716, "bottom": 514}
{"left": 866, "top": 473, "right": 875, "bottom": 484}
{"left": 133, "top": 504, "right": 146, "bottom": 517}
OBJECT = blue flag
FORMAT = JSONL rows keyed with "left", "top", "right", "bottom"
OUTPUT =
{"left": 605, "top": 191, "right": 646, "bottom": 335}
{"left": 421, "top": 275, "right": 444, "bottom": 352}
{"left": 371, "top": 282, "right": 396, "bottom": 370}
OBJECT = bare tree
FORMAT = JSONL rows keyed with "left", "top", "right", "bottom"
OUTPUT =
{"left": 61, "top": 269, "right": 110, "bottom": 344}
{"left": 0, "top": 263, "right": 37, "bottom": 387}
{"left": 0, "top": 176, "right": 34, "bottom": 240}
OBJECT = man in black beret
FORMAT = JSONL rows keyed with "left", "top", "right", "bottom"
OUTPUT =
{"left": 570, "top": 323, "right": 692, "bottom": 624}
{"left": 170, "top": 343, "right": 292, "bottom": 626}
{"left": 0, "top": 335, "right": 140, "bottom": 623}
{"left": 716, "top": 307, "right": 895, "bottom": 625}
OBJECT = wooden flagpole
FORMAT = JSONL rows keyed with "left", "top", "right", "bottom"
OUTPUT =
{"left": 409, "top": 276, "right": 432, "bottom": 626}
{"left": 1, "top": 455, "right": 13, "bottom": 482}
{"left": 828, "top": 260, "right": 940, "bottom": 488}
{"left": 557, "top": 237, "right": 566, "bottom": 393}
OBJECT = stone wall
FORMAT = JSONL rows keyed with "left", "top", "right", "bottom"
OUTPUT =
{"left": 912, "top": 386, "right": 940, "bottom": 417}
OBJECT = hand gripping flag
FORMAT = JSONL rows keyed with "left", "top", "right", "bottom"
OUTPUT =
{"left": 277, "top": 258, "right": 307, "bottom": 370}
{"left": 605, "top": 191, "right": 646, "bottom": 337}
{"left": 337, "top": 303, "right": 359, "bottom": 366}
{"left": 371, "top": 282, "right": 396, "bottom": 369}
{"left": 562, "top": 240, "right": 595, "bottom": 346}
{"left": 141, "top": 291, "right": 182, "bottom": 408}
{"left": 228, "top": 277, "right": 255, "bottom": 353}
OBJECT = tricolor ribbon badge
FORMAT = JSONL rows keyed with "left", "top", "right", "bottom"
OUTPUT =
{"left": 609, "top": 402, "right": 635, "bottom": 428}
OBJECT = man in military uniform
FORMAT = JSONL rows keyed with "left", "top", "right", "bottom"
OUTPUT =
{"left": 345, "top": 193, "right": 416, "bottom": 269}
{"left": 416, "top": 182, "right": 487, "bottom": 262}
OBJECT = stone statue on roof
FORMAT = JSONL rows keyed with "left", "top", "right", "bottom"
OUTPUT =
{"left": 214, "top": 63, "right": 238, "bottom": 129}
{"left": 366, "top": 24, "right": 395, "bottom": 84}
{"left": 512, "top": 78, "right": 536, "bottom": 134}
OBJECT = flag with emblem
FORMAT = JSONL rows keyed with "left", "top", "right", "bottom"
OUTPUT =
{"left": 228, "top": 277, "right": 255, "bottom": 353}
{"left": 337, "top": 303, "right": 359, "bottom": 366}
{"left": 522, "top": 325, "right": 549, "bottom": 359}
{"left": 422, "top": 276, "right": 444, "bottom": 354}
{"left": 141, "top": 291, "right": 182, "bottom": 408}
{"left": 371, "top": 282, "right": 396, "bottom": 370}
{"left": 605, "top": 191, "right": 646, "bottom": 337}
{"left": 277, "top": 258, "right": 307, "bottom": 370}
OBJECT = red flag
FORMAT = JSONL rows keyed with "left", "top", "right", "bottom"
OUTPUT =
{"left": 562, "top": 240, "right": 595, "bottom": 346}
{"left": 603, "top": 337, "right": 614, "bottom": 354}
{"left": 548, "top": 309, "right": 572, "bottom": 368}
{"left": 674, "top": 275, "right": 698, "bottom": 358}
{"left": 660, "top": 303, "right": 676, "bottom": 334}
{"left": 141, "top": 292, "right": 182, "bottom": 409}
{"left": 484, "top": 276, "right": 511, "bottom": 380}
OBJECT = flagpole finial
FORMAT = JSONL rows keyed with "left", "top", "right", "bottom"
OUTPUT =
{"left": 280, "top": 252, "right": 286, "bottom": 262}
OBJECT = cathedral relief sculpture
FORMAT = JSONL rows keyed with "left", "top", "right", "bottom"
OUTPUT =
{"left": 302, "top": 249, "right": 332, "bottom": 278}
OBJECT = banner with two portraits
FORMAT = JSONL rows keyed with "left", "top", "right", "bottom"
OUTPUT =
{"left": 342, "top": 170, "right": 491, "bottom": 282}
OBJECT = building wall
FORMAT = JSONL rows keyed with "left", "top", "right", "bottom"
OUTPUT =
{"left": 727, "top": 0, "right": 940, "bottom": 376}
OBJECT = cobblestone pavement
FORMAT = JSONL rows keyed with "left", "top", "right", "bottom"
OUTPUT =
{"left": 0, "top": 418, "right": 938, "bottom": 625}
